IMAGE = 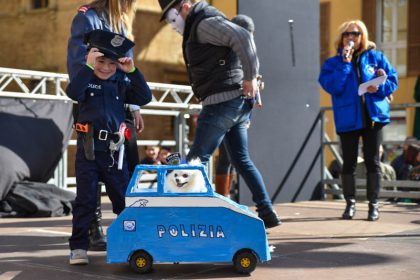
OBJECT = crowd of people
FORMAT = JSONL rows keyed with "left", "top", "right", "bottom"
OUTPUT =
{"left": 62, "top": 0, "right": 420, "bottom": 267}
{"left": 139, "top": 145, "right": 172, "bottom": 165}
{"left": 66, "top": 0, "right": 282, "bottom": 265}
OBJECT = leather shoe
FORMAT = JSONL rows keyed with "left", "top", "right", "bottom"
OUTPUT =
{"left": 259, "top": 210, "right": 281, "bottom": 228}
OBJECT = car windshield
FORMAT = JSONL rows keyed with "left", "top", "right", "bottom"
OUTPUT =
{"left": 130, "top": 170, "right": 158, "bottom": 193}
{"left": 128, "top": 165, "right": 210, "bottom": 195}
{"left": 163, "top": 168, "right": 207, "bottom": 194}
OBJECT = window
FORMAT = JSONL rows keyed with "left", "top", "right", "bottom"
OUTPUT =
{"left": 362, "top": 0, "right": 377, "bottom": 41}
{"left": 378, "top": 0, "right": 408, "bottom": 76}
{"left": 31, "top": 0, "right": 49, "bottom": 10}
{"left": 407, "top": 0, "right": 420, "bottom": 76}
{"left": 131, "top": 170, "right": 158, "bottom": 193}
{"left": 364, "top": 0, "right": 420, "bottom": 76}
{"left": 320, "top": 2, "right": 331, "bottom": 65}
{"left": 164, "top": 168, "right": 207, "bottom": 194}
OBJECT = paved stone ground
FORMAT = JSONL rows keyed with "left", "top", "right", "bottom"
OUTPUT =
{"left": 0, "top": 199, "right": 419, "bottom": 280}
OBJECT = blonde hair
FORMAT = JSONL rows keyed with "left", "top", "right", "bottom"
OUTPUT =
{"left": 89, "top": 0, "right": 137, "bottom": 40}
{"left": 333, "top": 20, "right": 376, "bottom": 53}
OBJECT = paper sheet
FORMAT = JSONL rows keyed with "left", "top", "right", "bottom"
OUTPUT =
{"left": 358, "top": 74, "right": 387, "bottom": 96}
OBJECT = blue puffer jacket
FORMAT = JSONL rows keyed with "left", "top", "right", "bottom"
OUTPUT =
{"left": 67, "top": 7, "right": 133, "bottom": 81}
{"left": 318, "top": 48, "right": 398, "bottom": 133}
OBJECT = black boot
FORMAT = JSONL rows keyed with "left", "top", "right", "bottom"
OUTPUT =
{"left": 366, "top": 173, "right": 381, "bottom": 221}
{"left": 341, "top": 174, "right": 356, "bottom": 219}
{"left": 258, "top": 210, "right": 282, "bottom": 228}
{"left": 368, "top": 202, "right": 379, "bottom": 221}
{"left": 89, "top": 186, "right": 106, "bottom": 251}
{"left": 342, "top": 198, "right": 356, "bottom": 220}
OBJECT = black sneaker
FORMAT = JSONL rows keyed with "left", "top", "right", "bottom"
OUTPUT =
{"left": 259, "top": 210, "right": 281, "bottom": 228}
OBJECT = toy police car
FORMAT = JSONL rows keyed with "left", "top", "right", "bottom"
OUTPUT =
{"left": 107, "top": 164, "right": 271, "bottom": 274}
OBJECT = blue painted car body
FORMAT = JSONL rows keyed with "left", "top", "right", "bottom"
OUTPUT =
{"left": 107, "top": 164, "right": 271, "bottom": 267}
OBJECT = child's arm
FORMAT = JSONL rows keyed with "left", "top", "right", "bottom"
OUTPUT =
{"left": 119, "top": 57, "right": 152, "bottom": 106}
{"left": 66, "top": 48, "right": 102, "bottom": 101}
{"left": 66, "top": 67, "right": 93, "bottom": 102}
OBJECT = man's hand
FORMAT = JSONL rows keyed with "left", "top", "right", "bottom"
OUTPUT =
{"left": 257, "top": 74, "right": 265, "bottom": 91}
{"left": 255, "top": 74, "right": 264, "bottom": 108}
{"left": 86, "top": 48, "right": 104, "bottom": 67}
{"left": 118, "top": 57, "right": 135, "bottom": 73}
{"left": 132, "top": 110, "right": 144, "bottom": 133}
{"left": 243, "top": 79, "right": 258, "bottom": 98}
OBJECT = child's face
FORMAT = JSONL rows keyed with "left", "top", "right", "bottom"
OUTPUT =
{"left": 145, "top": 146, "right": 159, "bottom": 159}
{"left": 94, "top": 56, "right": 117, "bottom": 80}
{"left": 158, "top": 149, "right": 170, "bottom": 163}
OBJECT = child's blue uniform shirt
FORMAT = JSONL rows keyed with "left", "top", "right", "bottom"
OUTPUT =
{"left": 66, "top": 66, "right": 152, "bottom": 151}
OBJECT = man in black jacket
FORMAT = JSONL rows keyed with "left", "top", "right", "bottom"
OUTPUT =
{"left": 158, "top": 0, "right": 280, "bottom": 228}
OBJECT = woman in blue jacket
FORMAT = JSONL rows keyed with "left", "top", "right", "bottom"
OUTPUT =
{"left": 67, "top": 0, "right": 141, "bottom": 251}
{"left": 319, "top": 20, "right": 398, "bottom": 221}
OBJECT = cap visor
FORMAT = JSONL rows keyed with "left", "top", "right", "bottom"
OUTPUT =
{"left": 91, "top": 46, "right": 121, "bottom": 61}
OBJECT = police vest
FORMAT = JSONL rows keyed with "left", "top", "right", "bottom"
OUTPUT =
{"left": 182, "top": 2, "right": 243, "bottom": 101}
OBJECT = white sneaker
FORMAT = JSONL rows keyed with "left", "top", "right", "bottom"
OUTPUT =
{"left": 69, "top": 249, "right": 89, "bottom": 265}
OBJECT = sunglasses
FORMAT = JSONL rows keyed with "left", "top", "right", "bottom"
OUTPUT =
{"left": 342, "top": 31, "right": 361, "bottom": 37}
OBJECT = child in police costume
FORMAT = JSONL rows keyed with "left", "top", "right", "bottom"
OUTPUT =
{"left": 66, "top": 29, "right": 152, "bottom": 265}
{"left": 68, "top": 1, "right": 143, "bottom": 251}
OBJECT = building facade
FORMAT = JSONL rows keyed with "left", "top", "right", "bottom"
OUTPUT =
{"left": 0, "top": 0, "right": 236, "bottom": 83}
{"left": 0, "top": 0, "right": 237, "bottom": 140}
{"left": 2, "top": 0, "right": 418, "bottom": 192}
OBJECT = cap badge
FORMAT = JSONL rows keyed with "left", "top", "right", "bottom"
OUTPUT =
{"left": 110, "top": 35, "right": 125, "bottom": 47}
{"left": 167, "top": 152, "right": 181, "bottom": 165}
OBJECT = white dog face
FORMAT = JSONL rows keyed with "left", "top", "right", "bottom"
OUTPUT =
{"left": 164, "top": 159, "right": 207, "bottom": 193}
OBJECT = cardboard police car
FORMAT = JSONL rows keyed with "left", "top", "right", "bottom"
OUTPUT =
{"left": 107, "top": 164, "right": 271, "bottom": 274}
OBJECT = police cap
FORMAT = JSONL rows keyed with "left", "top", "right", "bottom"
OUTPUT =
{"left": 84, "top": 30, "right": 135, "bottom": 61}
{"left": 158, "top": 0, "right": 182, "bottom": 22}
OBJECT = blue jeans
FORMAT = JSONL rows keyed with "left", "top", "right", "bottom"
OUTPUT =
{"left": 187, "top": 96, "right": 273, "bottom": 215}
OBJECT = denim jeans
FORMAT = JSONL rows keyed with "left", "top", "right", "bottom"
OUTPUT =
{"left": 187, "top": 96, "right": 273, "bottom": 215}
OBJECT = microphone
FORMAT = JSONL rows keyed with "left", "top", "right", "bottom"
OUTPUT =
{"left": 344, "top": 41, "right": 354, "bottom": 59}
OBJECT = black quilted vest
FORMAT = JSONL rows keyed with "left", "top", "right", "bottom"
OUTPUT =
{"left": 182, "top": 2, "right": 243, "bottom": 101}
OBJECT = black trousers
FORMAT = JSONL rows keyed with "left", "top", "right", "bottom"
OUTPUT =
{"left": 70, "top": 145, "right": 129, "bottom": 250}
{"left": 339, "top": 125, "right": 382, "bottom": 175}
{"left": 339, "top": 125, "right": 383, "bottom": 202}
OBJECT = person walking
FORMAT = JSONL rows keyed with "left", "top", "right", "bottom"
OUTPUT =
{"left": 214, "top": 14, "right": 260, "bottom": 199}
{"left": 157, "top": 0, "right": 280, "bottom": 228}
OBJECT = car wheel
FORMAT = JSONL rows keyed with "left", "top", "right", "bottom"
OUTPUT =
{"left": 129, "top": 250, "right": 153, "bottom": 273}
{"left": 233, "top": 249, "right": 257, "bottom": 274}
